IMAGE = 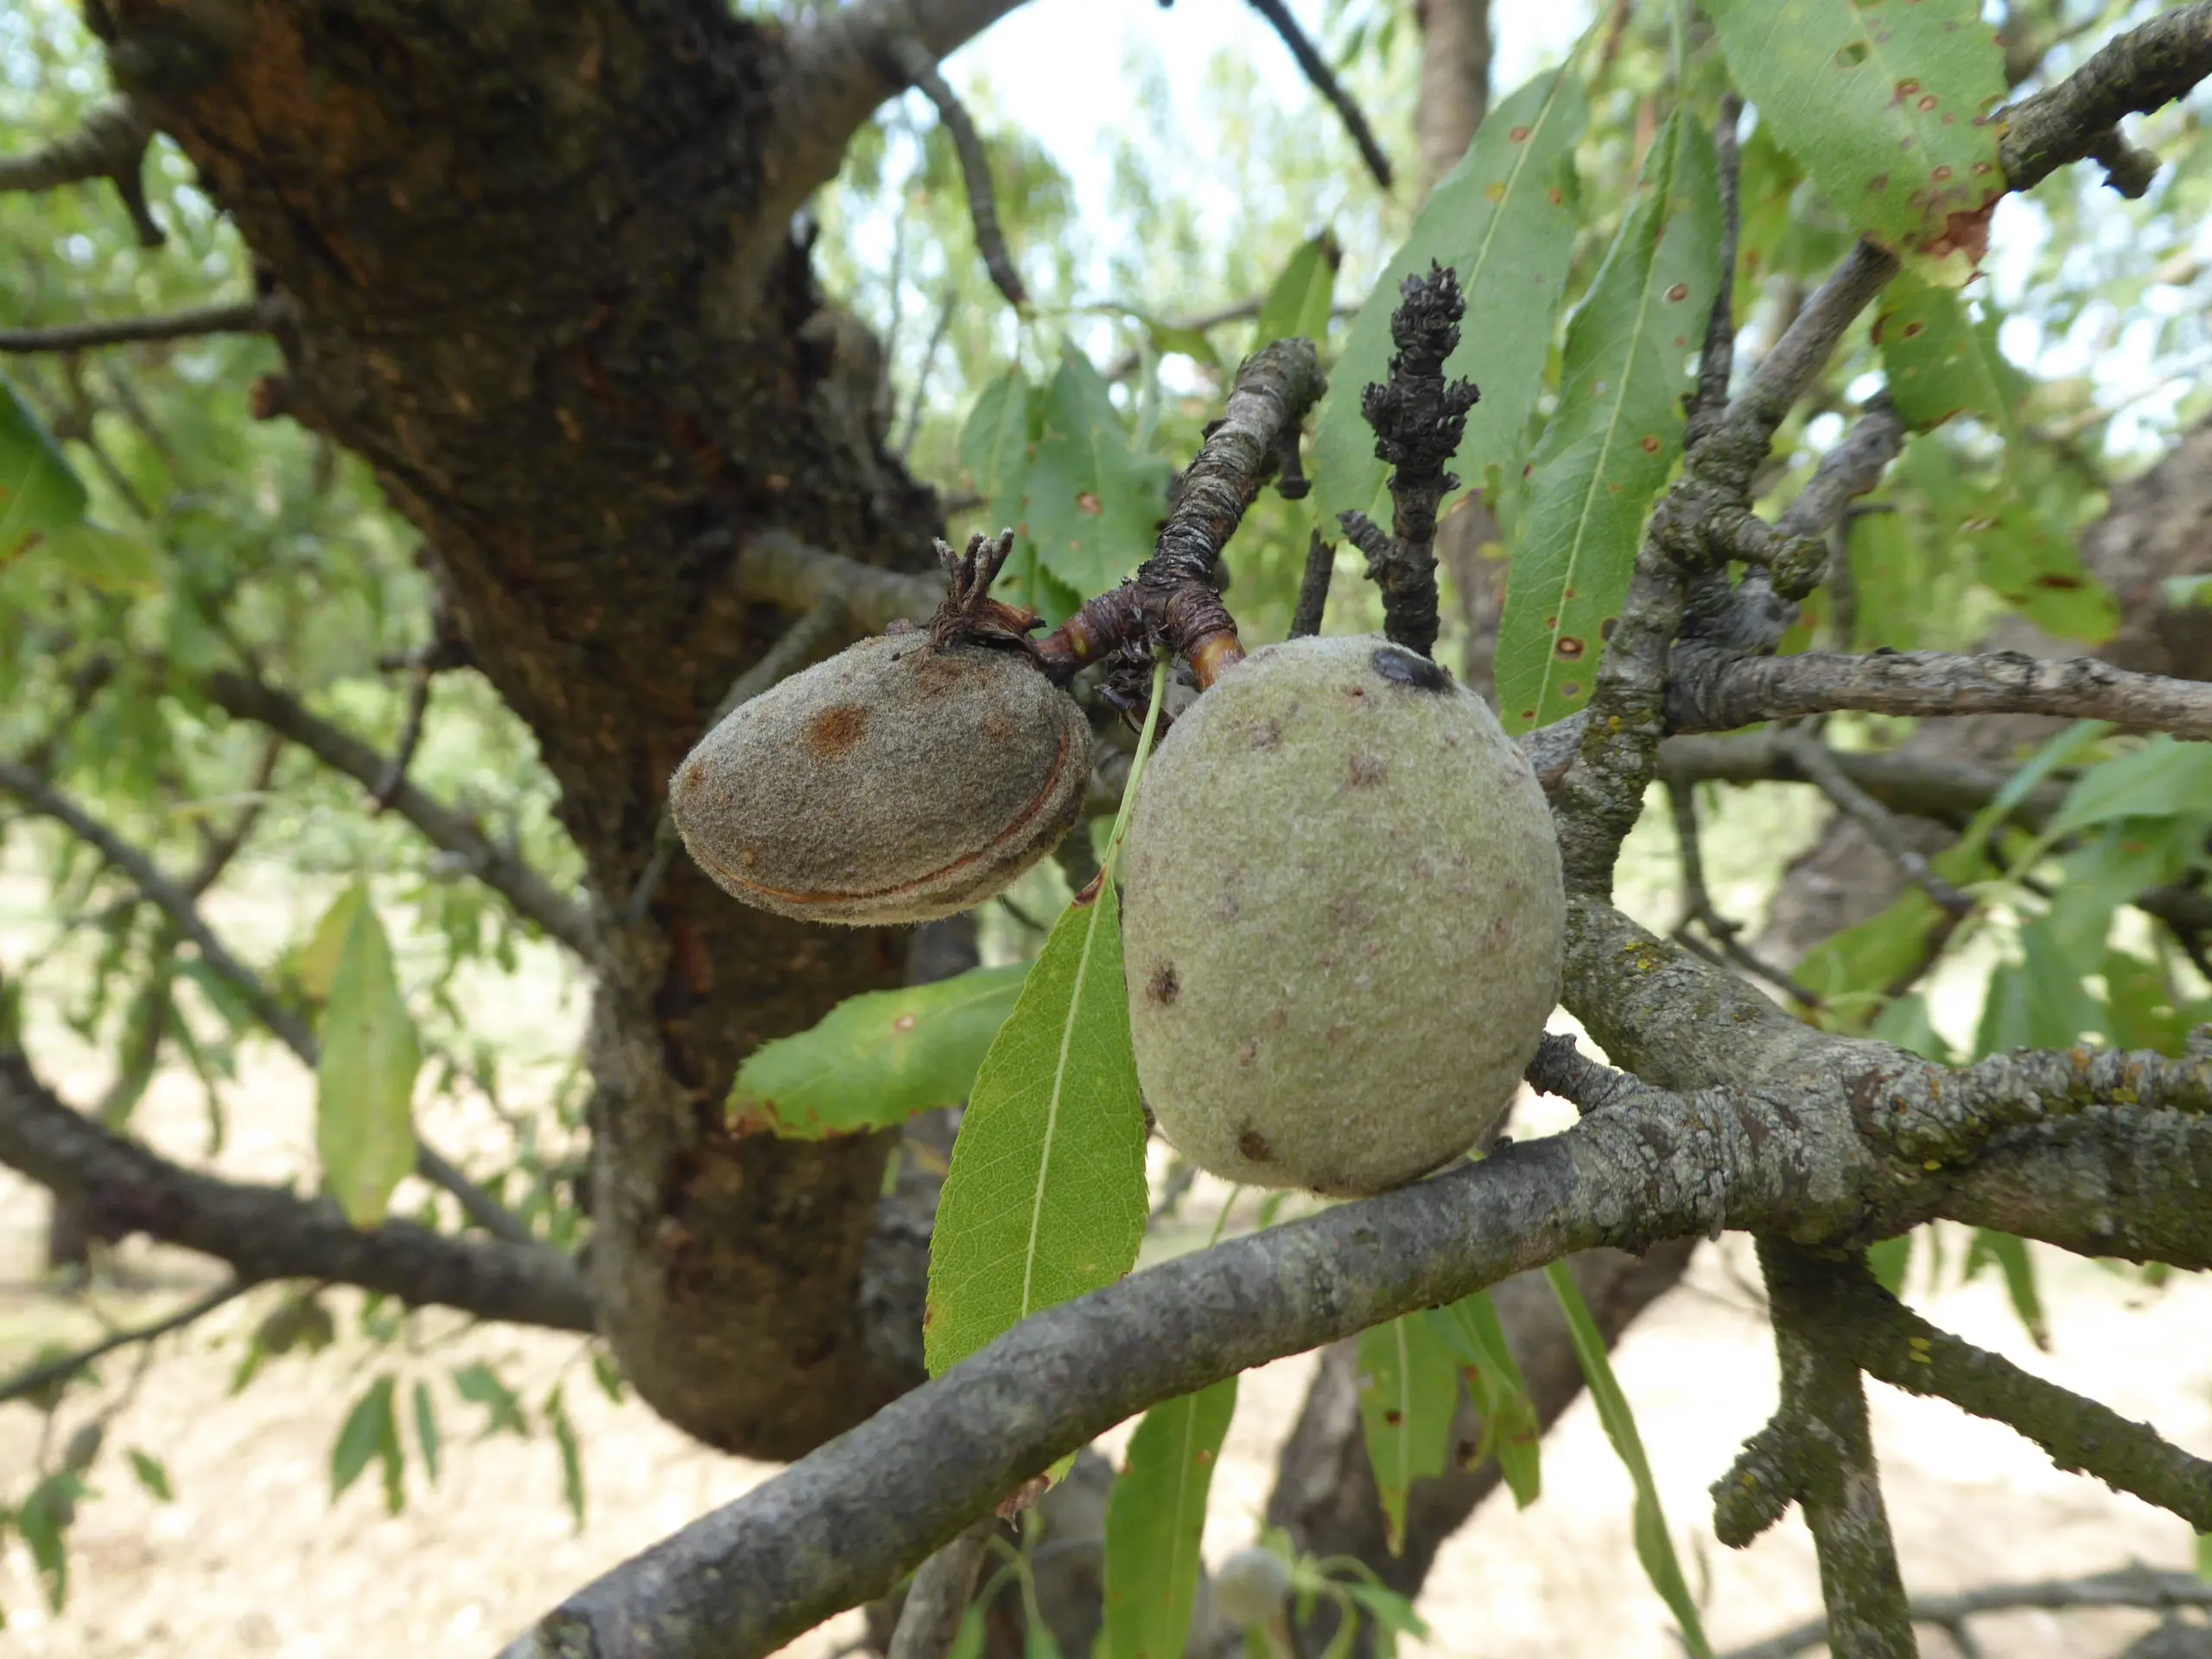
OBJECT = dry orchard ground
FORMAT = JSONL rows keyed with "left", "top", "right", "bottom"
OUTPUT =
{"left": 3, "top": 805, "right": 2209, "bottom": 1658}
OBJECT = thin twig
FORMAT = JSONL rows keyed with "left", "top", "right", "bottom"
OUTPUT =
{"left": 371, "top": 663, "right": 435, "bottom": 813}
{"left": 0, "top": 761, "right": 533, "bottom": 1245}
{"left": 1720, "top": 1569, "right": 2212, "bottom": 1659}
{"left": 0, "top": 97, "right": 163, "bottom": 247}
{"left": 626, "top": 600, "right": 847, "bottom": 925}
{"left": 203, "top": 671, "right": 594, "bottom": 956}
{"left": 1779, "top": 729, "right": 1976, "bottom": 918}
{"left": 882, "top": 35, "right": 1026, "bottom": 307}
{"left": 0, "top": 1278, "right": 249, "bottom": 1408}
{"left": 0, "top": 298, "right": 270, "bottom": 354}
{"left": 897, "top": 283, "right": 960, "bottom": 461}
{"left": 1683, "top": 94, "right": 1745, "bottom": 453}
{"left": 886, "top": 1516, "right": 997, "bottom": 1659}
{"left": 1669, "top": 649, "right": 2212, "bottom": 745}
{"left": 1243, "top": 0, "right": 1394, "bottom": 190}
{"left": 1289, "top": 530, "right": 1334, "bottom": 639}
{"left": 1662, "top": 774, "right": 1821, "bottom": 1007}
{"left": 1999, "top": 1, "right": 2212, "bottom": 194}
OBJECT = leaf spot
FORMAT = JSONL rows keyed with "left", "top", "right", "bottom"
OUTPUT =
{"left": 1555, "top": 636, "right": 1586, "bottom": 659}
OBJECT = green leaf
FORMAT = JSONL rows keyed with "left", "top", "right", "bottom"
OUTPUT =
{"left": 1024, "top": 348, "right": 1170, "bottom": 600}
{"left": 18, "top": 1472, "right": 83, "bottom": 1611}
{"left": 2050, "top": 737, "right": 2212, "bottom": 836}
{"left": 923, "top": 870, "right": 1150, "bottom": 1376}
{"left": 2101, "top": 950, "right": 2212, "bottom": 1058}
{"left": 727, "top": 963, "right": 1029, "bottom": 1138}
{"left": 961, "top": 366, "right": 1036, "bottom": 535}
{"left": 1963, "top": 1230, "right": 2049, "bottom": 1350}
{"left": 1313, "top": 63, "right": 1590, "bottom": 529}
{"left": 2049, "top": 817, "right": 2204, "bottom": 960}
{"left": 315, "top": 885, "right": 421, "bottom": 1226}
{"left": 1496, "top": 108, "right": 1722, "bottom": 732}
{"left": 1547, "top": 1263, "right": 1713, "bottom": 1659}
{"left": 1355, "top": 1313, "right": 1460, "bottom": 1554}
{"left": 1100, "top": 1376, "right": 1239, "bottom": 1659}
{"left": 0, "top": 379, "right": 89, "bottom": 564}
{"left": 413, "top": 1380, "right": 442, "bottom": 1487}
{"left": 1867, "top": 1233, "right": 1913, "bottom": 1297}
{"left": 1798, "top": 842, "right": 1988, "bottom": 1025}
{"left": 1870, "top": 992, "right": 1954, "bottom": 1064}
{"left": 297, "top": 883, "right": 368, "bottom": 1004}
{"left": 1975, "top": 919, "right": 2102, "bottom": 1058}
{"left": 451, "top": 1361, "right": 530, "bottom": 1438}
{"left": 547, "top": 1382, "right": 586, "bottom": 1529}
{"left": 1702, "top": 0, "right": 2005, "bottom": 275}
{"left": 1875, "top": 270, "right": 2018, "bottom": 434}
{"left": 42, "top": 523, "right": 163, "bottom": 594}
{"left": 1426, "top": 1291, "right": 1541, "bottom": 1508}
{"left": 331, "top": 1374, "right": 404, "bottom": 1513}
{"left": 1255, "top": 232, "right": 1339, "bottom": 352}
{"left": 127, "top": 1447, "right": 175, "bottom": 1503}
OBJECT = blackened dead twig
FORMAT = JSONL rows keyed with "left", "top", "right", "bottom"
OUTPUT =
{"left": 0, "top": 298, "right": 270, "bottom": 354}
{"left": 1243, "top": 0, "right": 1394, "bottom": 191}
{"left": 1338, "top": 264, "right": 1477, "bottom": 660}
{"left": 929, "top": 530, "right": 1039, "bottom": 652}
{"left": 1289, "top": 530, "right": 1334, "bottom": 639}
{"left": 1779, "top": 728, "right": 1975, "bottom": 918}
{"left": 0, "top": 97, "right": 163, "bottom": 248}
{"left": 881, "top": 35, "right": 1027, "bottom": 307}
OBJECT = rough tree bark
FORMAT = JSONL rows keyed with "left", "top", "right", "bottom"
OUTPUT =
{"left": 78, "top": 0, "right": 1021, "bottom": 1457}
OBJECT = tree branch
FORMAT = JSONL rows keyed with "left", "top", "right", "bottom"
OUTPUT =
{"left": 1661, "top": 772, "right": 1823, "bottom": 1006}
{"left": 1037, "top": 339, "right": 1325, "bottom": 689}
{"left": 1721, "top": 1568, "right": 2212, "bottom": 1659}
{"left": 0, "top": 96, "right": 163, "bottom": 247}
{"left": 1745, "top": 1243, "right": 1916, "bottom": 1659}
{"left": 1682, "top": 94, "right": 1745, "bottom": 454}
{"left": 732, "top": 529, "right": 943, "bottom": 634}
{"left": 0, "top": 297, "right": 269, "bottom": 354}
{"left": 1999, "top": 1, "right": 2212, "bottom": 194}
{"left": 496, "top": 899, "right": 2212, "bottom": 1659}
{"left": 877, "top": 33, "right": 1027, "bottom": 307}
{"left": 0, "top": 1047, "right": 591, "bottom": 1332}
{"left": 886, "top": 1518, "right": 997, "bottom": 1659}
{"left": 1838, "top": 1262, "right": 2212, "bottom": 1529}
{"left": 0, "top": 760, "right": 534, "bottom": 1244}
{"left": 201, "top": 671, "right": 594, "bottom": 956}
{"left": 0, "top": 1276, "right": 249, "bottom": 1408}
{"left": 1243, "top": 0, "right": 1394, "bottom": 191}
{"left": 1777, "top": 728, "right": 1977, "bottom": 918}
{"left": 1668, "top": 649, "right": 2212, "bottom": 742}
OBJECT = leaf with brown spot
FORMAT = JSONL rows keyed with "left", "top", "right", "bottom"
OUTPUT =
{"left": 724, "top": 963, "right": 1029, "bottom": 1139}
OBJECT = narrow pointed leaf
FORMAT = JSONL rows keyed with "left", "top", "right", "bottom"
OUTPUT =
{"left": 0, "top": 379, "right": 89, "bottom": 563}
{"left": 727, "top": 963, "right": 1028, "bottom": 1138}
{"left": 1255, "top": 232, "right": 1338, "bottom": 351}
{"left": 924, "top": 871, "right": 1149, "bottom": 1376}
{"left": 1355, "top": 1313, "right": 1460, "bottom": 1554}
{"left": 316, "top": 887, "right": 421, "bottom": 1227}
{"left": 127, "top": 1448, "right": 175, "bottom": 1503}
{"left": 1313, "top": 64, "right": 1589, "bottom": 527}
{"left": 413, "top": 1380, "right": 442, "bottom": 1487}
{"left": 1703, "top": 0, "right": 2005, "bottom": 275}
{"left": 1101, "top": 1376, "right": 1239, "bottom": 1659}
{"left": 1427, "top": 1290, "right": 1542, "bottom": 1508}
{"left": 1497, "top": 111, "right": 1722, "bottom": 733}
{"left": 1964, "top": 1230, "right": 2050, "bottom": 1350}
{"left": 1547, "top": 1263, "right": 1713, "bottom": 1659}
{"left": 331, "top": 1374, "right": 399, "bottom": 1503}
